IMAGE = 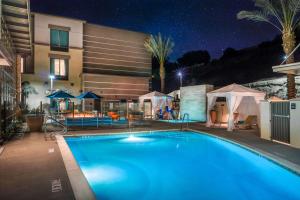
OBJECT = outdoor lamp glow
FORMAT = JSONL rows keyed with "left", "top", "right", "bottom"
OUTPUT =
{"left": 49, "top": 75, "right": 55, "bottom": 91}
{"left": 177, "top": 72, "right": 183, "bottom": 87}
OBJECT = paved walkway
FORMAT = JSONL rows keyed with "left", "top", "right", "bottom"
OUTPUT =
{"left": 1, "top": 121, "right": 300, "bottom": 200}
{"left": 0, "top": 133, "right": 75, "bottom": 200}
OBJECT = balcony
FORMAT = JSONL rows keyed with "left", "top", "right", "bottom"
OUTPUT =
{"left": 0, "top": 15, "right": 15, "bottom": 65}
{"left": 0, "top": 0, "right": 32, "bottom": 66}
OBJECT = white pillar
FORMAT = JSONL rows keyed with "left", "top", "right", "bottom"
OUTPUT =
{"left": 290, "top": 99, "right": 300, "bottom": 148}
{"left": 260, "top": 101, "right": 271, "bottom": 140}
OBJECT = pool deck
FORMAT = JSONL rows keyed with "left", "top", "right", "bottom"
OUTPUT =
{"left": 1, "top": 121, "right": 300, "bottom": 200}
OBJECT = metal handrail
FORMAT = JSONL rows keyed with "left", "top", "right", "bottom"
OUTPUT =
{"left": 43, "top": 115, "right": 67, "bottom": 140}
{"left": 181, "top": 113, "right": 190, "bottom": 130}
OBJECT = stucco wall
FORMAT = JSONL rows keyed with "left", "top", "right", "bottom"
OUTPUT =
{"left": 290, "top": 99, "right": 300, "bottom": 148}
{"left": 22, "top": 13, "right": 84, "bottom": 109}
{"left": 22, "top": 45, "right": 83, "bottom": 108}
{"left": 34, "top": 13, "right": 83, "bottom": 48}
{"left": 259, "top": 101, "right": 271, "bottom": 140}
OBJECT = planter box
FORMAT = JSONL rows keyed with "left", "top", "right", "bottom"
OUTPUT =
{"left": 26, "top": 115, "right": 44, "bottom": 132}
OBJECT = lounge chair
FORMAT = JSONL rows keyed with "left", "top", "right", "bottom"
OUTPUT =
{"left": 108, "top": 112, "right": 120, "bottom": 120}
{"left": 236, "top": 115, "right": 257, "bottom": 130}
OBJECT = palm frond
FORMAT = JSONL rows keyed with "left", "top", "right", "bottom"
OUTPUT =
{"left": 237, "top": 10, "right": 282, "bottom": 31}
{"left": 289, "top": 0, "right": 300, "bottom": 27}
{"left": 254, "top": 0, "right": 284, "bottom": 26}
{"left": 239, "top": 0, "right": 300, "bottom": 30}
{"left": 144, "top": 33, "right": 174, "bottom": 64}
{"left": 237, "top": 10, "right": 268, "bottom": 21}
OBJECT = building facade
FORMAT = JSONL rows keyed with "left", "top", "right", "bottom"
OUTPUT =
{"left": 22, "top": 13, "right": 84, "bottom": 108}
{"left": 0, "top": 0, "right": 32, "bottom": 133}
{"left": 22, "top": 13, "right": 152, "bottom": 112}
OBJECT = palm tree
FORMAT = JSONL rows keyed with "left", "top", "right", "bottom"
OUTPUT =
{"left": 21, "top": 81, "right": 37, "bottom": 107}
{"left": 145, "top": 33, "right": 174, "bottom": 93}
{"left": 237, "top": 0, "right": 300, "bottom": 99}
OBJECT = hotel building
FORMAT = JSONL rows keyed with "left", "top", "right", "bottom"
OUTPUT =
{"left": 0, "top": 0, "right": 32, "bottom": 132}
{"left": 22, "top": 13, "right": 152, "bottom": 113}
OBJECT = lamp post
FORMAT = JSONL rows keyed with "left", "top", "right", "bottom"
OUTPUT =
{"left": 178, "top": 72, "right": 182, "bottom": 88}
{"left": 49, "top": 75, "right": 55, "bottom": 92}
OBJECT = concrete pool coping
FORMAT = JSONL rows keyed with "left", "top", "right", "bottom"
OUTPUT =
{"left": 56, "top": 135, "right": 96, "bottom": 200}
{"left": 56, "top": 129, "right": 179, "bottom": 200}
{"left": 158, "top": 120, "right": 199, "bottom": 123}
{"left": 188, "top": 129, "right": 300, "bottom": 175}
{"left": 57, "top": 128, "right": 300, "bottom": 200}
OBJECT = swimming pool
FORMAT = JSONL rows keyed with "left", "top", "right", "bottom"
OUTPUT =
{"left": 65, "top": 131, "right": 300, "bottom": 200}
{"left": 158, "top": 119, "right": 197, "bottom": 123}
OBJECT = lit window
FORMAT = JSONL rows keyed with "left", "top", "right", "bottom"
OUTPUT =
{"left": 50, "top": 29, "right": 69, "bottom": 52}
{"left": 50, "top": 58, "right": 68, "bottom": 80}
{"left": 20, "top": 57, "right": 24, "bottom": 73}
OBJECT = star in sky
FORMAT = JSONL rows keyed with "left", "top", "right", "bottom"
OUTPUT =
{"left": 30, "top": 0, "right": 279, "bottom": 60}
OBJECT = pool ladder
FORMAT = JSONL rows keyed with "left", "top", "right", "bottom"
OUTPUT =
{"left": 43, "top": 114, "right": 68, "bottom": 140}
{"left": 180, "top": 113, "right": 190, "bottom": 131}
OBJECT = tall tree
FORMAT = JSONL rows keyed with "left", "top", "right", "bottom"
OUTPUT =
{"left": 145, "top": 33, "right": 174, "bottom": 93}
{"left": 237, "top": 0, "right": 300, "bottom": 99}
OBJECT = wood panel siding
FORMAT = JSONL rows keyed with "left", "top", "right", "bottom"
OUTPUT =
{"left": 83, "top": 64, "right": 150, "bottom": 74}
{"left": 83, "top": 74, "right": 150, "bottom": 100}
{"left": 83, "top": 23, "right": 152, "bottom": 77}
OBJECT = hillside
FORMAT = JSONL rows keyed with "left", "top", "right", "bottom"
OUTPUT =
{"left": 151, "top": 32, "right": 300, "bottom": 93}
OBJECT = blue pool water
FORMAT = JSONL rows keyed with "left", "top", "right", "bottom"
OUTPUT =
{"left": 65, "top": 131, "right": 300, "bottom": 200}
{"left": 158, "top": 119, "right": 197, "bottom": 123}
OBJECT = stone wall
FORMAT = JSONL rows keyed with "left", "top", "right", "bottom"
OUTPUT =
{"left": 245, "top": 76, "right": 300, "bottom": 99}
{"left": 180, "top": 85, "right": 214, "bottom": 122}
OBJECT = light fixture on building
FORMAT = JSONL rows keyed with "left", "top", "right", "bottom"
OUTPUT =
{"left": 49, "top": 75, "right": 55, "bottom": 92}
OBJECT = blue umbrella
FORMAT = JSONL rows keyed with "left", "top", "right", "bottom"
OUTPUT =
{"left": 47, "top": 90, "right": 75, "bottom": 99}
{"left": 76, "top": 91, "right": 102, "bottom": 99}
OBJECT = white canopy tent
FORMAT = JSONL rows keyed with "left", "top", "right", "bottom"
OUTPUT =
{"left": 139, "top": 91, "right": 173, "bottom": 118}
{"left": 168, "top": 90, "right": 180, "bottom": 99}
{"left": 206, "top": 84, "right": 266, "bottom": 131}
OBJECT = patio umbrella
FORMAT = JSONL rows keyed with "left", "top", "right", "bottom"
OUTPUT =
{"left": 47, "top": 90, "right": 75, "bottom": 99}
{"left": 77, "top": 91, "right": 102, "bottom": 113}
{"left": 46, "top": 90, "right": 75, "bottom": 114}
{"left": 76, "top": 91, "right": 102, "bottom": 99}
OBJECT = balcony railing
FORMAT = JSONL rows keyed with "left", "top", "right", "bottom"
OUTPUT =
{"left": 0, "top": 16, "right": 16, "bottom": 58}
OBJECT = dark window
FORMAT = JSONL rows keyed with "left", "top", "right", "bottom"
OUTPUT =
{"left": 21, "top": 56, "right": 34, "bottom": 74}
{"left": 50, "top": 58, "right": 69, "bottom": 80}
{"left": 50, "top": 29, "right": 69, "bottom": 52}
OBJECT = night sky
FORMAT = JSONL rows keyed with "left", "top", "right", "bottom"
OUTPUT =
{"left": 30, "top": 0, "right": 279, "bottom": 60}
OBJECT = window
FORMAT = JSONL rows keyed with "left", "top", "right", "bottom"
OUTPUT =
{"left": 50, "top": 29, "right": 69, "bottom": 52}
{"left": 20, "top": 56, "right": 34, "bottom": 74}
{"left": 20, "top": 57, "right": 24, "bottom": 73}
{"left": 50, "top": 58, "right": 68, "bottom": 80}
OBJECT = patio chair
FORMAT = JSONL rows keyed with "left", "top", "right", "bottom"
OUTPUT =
{"left": 108, "top": 112, "right": 120, "bottom": 120}
{"left": 236, "top": 115, "right": 257, "bottom": 130}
